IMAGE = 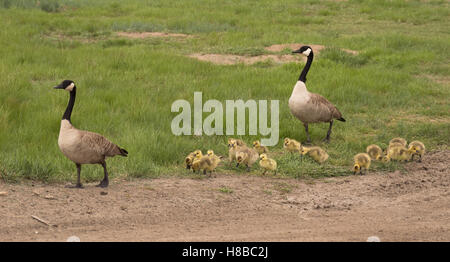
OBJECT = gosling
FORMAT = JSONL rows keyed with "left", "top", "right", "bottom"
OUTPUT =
{"left": 353, "top": 153, "right": 371, "bottom": 175}
{"left": 389, "top": 137, "right": 407, "bottom": 147}
{"left": 191, "top": 151, "right": 213, "bottom": 175}
{"left": 301, "top": 146, "right": 329, "bottom": 164}
{"left": 408, "top": 141, "right": 425, "bottom": 162}
{"left": 228, "top": 140, "right": 246, "bottom": 164}
{"left": 185, "top": 150, "right": 201, "bottom": 170}
{"left": 235, "top": 147, "right": 259, "bottom": 171}
{"left": 366, "top": 144, "right": 383, "bottom": 161}
{"left": 384, "top": 145, "right": 415, "bottom": 162}
{"left": 259, "top": 153, "right": 277, "bottom": 175}
{"left": 207, "top": 150, "right": 221, "bottom": 172}
{"left": 253, "top": 140, "right": 269, "bottom": 155}
{"left": 283, "top": 138, "right": 302, "bottom": 153}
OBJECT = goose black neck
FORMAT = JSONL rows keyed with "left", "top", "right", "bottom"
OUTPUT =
{"left": 62, "top": 86, "right": 76, "bottom": 123}
{"left": 298, "top": 52, "right": 314, "bottom": 83}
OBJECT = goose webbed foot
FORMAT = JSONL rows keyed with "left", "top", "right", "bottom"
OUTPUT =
{"left": 65, "top": 183, "right": 84, "bottom": 189}
{"left": 96, "top": 180, "right": 109, "bottom": 188}
{"left": 322, "top": 137, "right": 330, "bottom": 143}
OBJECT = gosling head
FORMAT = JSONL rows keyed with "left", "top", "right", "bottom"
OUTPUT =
{"left": 300, "top": 147, "right": 309, "bottom": 155}
{"left": 207, "top": 150, "right": 214, "bottom": 156}
{"left": 353, "top": 164, "right": 361, "bottom": 175}
{"left": 54, "top": 80, "right": 76, "bottom": 92}
{"left": 292, "top": 46, "right": 312, "bottom": 57}
{"left": 193, "top": 150, "right": 203, "bottom": 159}
{"left": 253, "top": 141, "right": 260, "bottom": 148}
{"left": 283, "top": 138, "right": 290, "bottom": 147}
{"left": 382, "top": 155, "right": 390, "bottom": 162}
{"left": 260, "top": 153, "right": 267, "bottom": 160}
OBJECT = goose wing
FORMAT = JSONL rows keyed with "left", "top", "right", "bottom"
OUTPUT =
{"left": 310, "top": 93, "right": 344, "bottom": 121}
{"left": 80, "top": 131, "right": 122, "bottom": 157}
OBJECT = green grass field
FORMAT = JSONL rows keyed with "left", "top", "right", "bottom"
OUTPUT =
{"left": 0, "top": 0, "right": 449, "bottom": 183}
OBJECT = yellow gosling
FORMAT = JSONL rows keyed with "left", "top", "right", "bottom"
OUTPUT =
{"left": 366, "top": 144, "right": 383, "bottom": 161}
{"left": 301, "top": 146, "right": 329, "bottom": 164}
{"left": 253, "top": 140, "right": 269, "bottom": 155}
{"left": 259, "top": 153, "right": 277, "bottom": 175}
{"left": 408, "top": 140, "right": 426, "bottom": 162}
{"left": 386, "top": 145, "right": 415, "bottom": 162}
{"left": 235, "top": 147, "right": 259, "bottom": 172}
{"left": 353, "top": 153, "right": 371, "bottom": 175}
{"left": 389, "top": 137, "right": 407, "bottom": 147}
{"left": 283, "top": 138, "right": 302, "bottom": 153}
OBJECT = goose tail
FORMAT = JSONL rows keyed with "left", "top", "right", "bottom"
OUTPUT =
{"left": 119, "top": 147, "right": 128, "bottom": 157}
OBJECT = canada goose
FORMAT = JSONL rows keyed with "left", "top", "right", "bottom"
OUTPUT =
{"left": 185, "top": 150, "right": 201, "bottom": 170}
{"left": 301, "top": 146, "right": 329, "bottom": 164}
{"left": 235, "top": 147, "right": 259, "bottom": 171}
{"left": 54, "top": 80, "right": 128, "bottom": 188}
{"left": 289, "top": 46, "right": 345, "bottom": 144}
{"left": 384, "top": 145, "right": 415, "bottom": 162}
{"left": 408, "top": 141, "right": 425, "bottom": 162}
{"left": 253, "top": 140, "right": 269, "bottom": 155}
{"left": 283, "top": 138, "right": 302, "bottom": 153}
{"left": 259, "top": 153, "right": 277, "bottom": 175}
{"left": 353, "top": 153, "right": 371, "bottom": 175}
{"left": 366, "top": 144, "right": 383, "bottom": 161}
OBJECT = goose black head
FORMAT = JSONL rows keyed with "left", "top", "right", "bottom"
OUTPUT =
{"left": 292, "top": 46, "right": 313, "bottom": 57}
{"left": 54, "top": 80, "right": 76, "bottom": 92}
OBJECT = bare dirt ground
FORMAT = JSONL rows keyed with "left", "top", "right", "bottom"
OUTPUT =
{"left": 0, "top": 150, "right": 449, "bottom": 242}
{"left": 188, "top": 44, "right": 359, "bottom": 65}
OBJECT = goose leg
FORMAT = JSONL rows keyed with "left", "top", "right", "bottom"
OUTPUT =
{"left": 97, "top": 162, "right": 109, "bottom": 188}
{"left": 66, "top": 164, "right": 83, "bottom": 188}
{"left": 303, "top": 123, "right": 311, "bottom": 144}
{"left": 324, "top": 120, "right": 333, "bottom": 143}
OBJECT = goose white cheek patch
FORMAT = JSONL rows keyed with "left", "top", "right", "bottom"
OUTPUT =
{"left": 65, "top": 83, "right": 75, "bottom": 91}
{"left": 302, "top": 48, "right": 312, "bottom": 56}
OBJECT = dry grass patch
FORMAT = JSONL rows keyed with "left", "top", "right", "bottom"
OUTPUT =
{"left": 265, "top": 43, "right": 359, "bottom": 55}
{"left": 188, "top": 53, "right": 297, "bottom": 65}
{"left": 115, "top": 31, "right": 191, "bottom": 39}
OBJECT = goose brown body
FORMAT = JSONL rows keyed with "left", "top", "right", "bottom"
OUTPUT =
{"left": 54, "top": 80, "right": 127, "bottom": 188}
{"left": 289, "top": 46, "right": 345, "bottom": 143}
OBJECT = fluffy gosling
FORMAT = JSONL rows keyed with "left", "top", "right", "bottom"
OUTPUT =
{"left": 353, "top": 153, "right": 371, "bottom": 175}
{"left": 259, "top": 153, "right": 277, "bottom": 175}
{"left": 253, "top": 140, "right": 269, "bottom": 155}
{"left": 185, "top": 150, "right": 201, "bottom": 170}
{"left": 283, "top": 138, "right": 302, "bottom": 153}
{"left": 408, "top": 140, "right": 425, "bottom": 162}
{"left": 366, "top": 144, "right": 383, "bottom": 161}
{"left": 191, "top": 151, "right": 213, "bottom": 175}
{"left": 389, "top": 137, "right": 407, "bottom": 147}
{"left": 384, "top": 145, "right": 415, "bottom": 162}
{"left": 235, "top": 147, "right": 259, "bottom": 171}
{"left": 207, "top": 150, "right": 221, "bottom": 172}
{"left": 301, "top": 146, "right": 329, "bottom": 164}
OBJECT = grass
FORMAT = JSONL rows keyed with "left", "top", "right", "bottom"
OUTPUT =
{"left": 0, "top": 0, "right": 449, "bottom": 183}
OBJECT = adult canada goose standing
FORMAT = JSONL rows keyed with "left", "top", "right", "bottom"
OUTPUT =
{"left": 289, "top": 46, "right": 345, "bottom": 143}
{"left": 54, "top": 80, "right": 128, "bottom": 188}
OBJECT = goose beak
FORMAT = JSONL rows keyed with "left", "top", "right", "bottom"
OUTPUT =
{"left": 54, "top": 84, "right": 64, "bottom": 89}
{"left": 292, "top": 49, "right": 302, "bottom": 54}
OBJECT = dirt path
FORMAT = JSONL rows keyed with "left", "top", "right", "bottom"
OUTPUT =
{"left": 0, "top": 151, "right": 449, "bottom": 242}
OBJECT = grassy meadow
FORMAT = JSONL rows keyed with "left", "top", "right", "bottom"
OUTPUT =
{"left": 0, "top": 0, "right": 448, "bottom": 183}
